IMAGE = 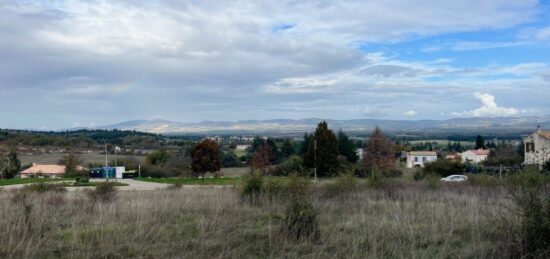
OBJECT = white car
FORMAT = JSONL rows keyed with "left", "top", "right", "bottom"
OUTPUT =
{"left": 440, "top": 175, "right": 468, "bottom": 182}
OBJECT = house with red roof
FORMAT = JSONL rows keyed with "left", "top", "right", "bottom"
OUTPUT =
{"left": 461, "top": 149, "right": 490, "bottom": 164}
{"left": 20, "top": 164, "right": 86, "bottom": 178}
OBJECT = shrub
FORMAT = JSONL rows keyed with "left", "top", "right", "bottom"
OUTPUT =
{"left": 321, "top": 173, "right": 357, "bottom": 197}
{"left": 422, "top": 159, "right": 465, "bottom": 177}
{"left": 274, "top": 156, "right": 305, "bottom": 176}
{"left": 424, "top": 174, "right": 440, "bottom": 189}
{"left": 385, "top": 168, "right": 403, "bottom": 177}
{"left": 368, "top": 167, "right": 384, "bottom": 188}
{"left": 505, "top": 168, "right": 550, "bottom": 257}
{"left": 263, "top": 178, "right": 287, "bottom": 198}
{"left": 285, "top": 174, "right": 311, "bottom": 199}
{"left": 87, "top": 182, "right": 117, "bottom": 203}
{"left": 239, "top": 173, "right": 264, "bottom": 199}
{"left": 75, "top": 176, "right": 90, "bottom": 183}
{"left": 467, "top": 173, "right": 501, "bottom": 187}
{"left": 352, "top": 163, "right": 368, "bottom": 178}
{"left": 21, "top": 183, "right": 66, "bottom": 193}
{"left": 280, "top": 199, "right": 320, "bottom": 241}
{"left": 413, "top": 169, "right": 426, "bottom": 181}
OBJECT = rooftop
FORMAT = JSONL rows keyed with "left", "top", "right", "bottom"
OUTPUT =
{"left": 409, "top": 151, "right": 437, "bottom": 156}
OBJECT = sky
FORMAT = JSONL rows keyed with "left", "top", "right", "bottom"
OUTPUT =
{"left": 0, "top": 0, "right": 549, "bottom": 130}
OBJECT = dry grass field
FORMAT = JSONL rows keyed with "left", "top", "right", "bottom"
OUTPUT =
{"left": 0, "top": 180, "right": 530, "bottom": 258}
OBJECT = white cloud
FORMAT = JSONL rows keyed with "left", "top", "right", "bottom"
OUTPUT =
{"left": 404, "top": 110, "right": 417, "bottom": 116}
{"left": 0, "top": 0, "right": 547, "bottom": 128}
{"left": 455, "top": 93, "right": 519, "bottom": 117}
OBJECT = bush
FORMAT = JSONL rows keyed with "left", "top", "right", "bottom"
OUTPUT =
{"left": 87, "top": 182, "right": 117, "bottom": 203}
{"left": 140, "top": 165, "right": 167, "bottom": 178}
{"left": 280, "top": 199, "right": 320, "bottom": 241}
{"left": 424, "top": 174, "right": 440, "bottom": 189}
{"left": 75, "top": 176, "right": 90, "bottom": 183}
{"left": 21, "top": 183, "right": 66, "bottom": 193}
{"left": 422, "top": 159, "right": 465, "bottom": 177}
{"left": 386, "top": 168, "right": 403, "bottom": 177}
{"left": 505, "top": 168, "right": 550, "bottom": 257}
{"left": 239, "top": 173, "right": 264, "bottom": 199}
{"left": 285, "top": 174, "right": 311, "bottom": 199}
{"left": 274, "top": 156, "right": 305, "bottom": 176}
{"left": 322, "top": 173, "right": 357, "bottom": 197}
{"left": 467, "top": 173, "right": 500, "bottom": 187}
{"left": 413, "top": 169, "right": 426, "bottom": 181}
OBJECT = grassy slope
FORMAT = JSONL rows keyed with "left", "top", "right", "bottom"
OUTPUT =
{"left": 0, "top": 184, "right": 516, "bottom": 258}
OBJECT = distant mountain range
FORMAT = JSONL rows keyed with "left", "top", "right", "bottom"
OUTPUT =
{"left": 92, "top": 116, "right": 550, "bottom": 135}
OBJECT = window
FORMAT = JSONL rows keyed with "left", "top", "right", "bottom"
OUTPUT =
{"left": 414, "top": 157, "right": 418, "bottom": 162}
{"left": 526, "top": 143, "right": 535, "bottom": 152}
{"left": 422, "top": 157, "right": 427, "bottom": 162}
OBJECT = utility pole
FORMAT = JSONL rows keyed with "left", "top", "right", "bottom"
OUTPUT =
{"left": 103, "top": 140, "right": 109, "bottom": 182}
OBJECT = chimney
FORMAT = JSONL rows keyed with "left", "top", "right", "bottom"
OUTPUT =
{"left": 537, "top": 125, "right": 542, "bottom": 132}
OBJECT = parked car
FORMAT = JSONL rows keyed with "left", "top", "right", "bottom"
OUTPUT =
{"left": 440, "top": 175, "right": 468, "bottom": 182}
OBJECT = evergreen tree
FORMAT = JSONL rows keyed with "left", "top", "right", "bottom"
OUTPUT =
{"left": 475, "top": 135, "right": 485, "bottom": 149}
{"left": 303, "top": 121, "right": 340, "bottom": 177}
{"left": 280, "top": 139, "right": 295, "bottom": 160}
{"left": 337, "top": 130, "right": 359, "bottom": 163}
{"left": 1, "top": 150, "right": 21, "bottom": 179}
{"left": 299, "top": 133, "right": 312, "bottom": 157}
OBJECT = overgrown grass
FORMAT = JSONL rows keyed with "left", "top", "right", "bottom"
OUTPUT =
{"left": 0, "top": 182, "right": 525, "bottom": 258}
{"left": 0, "top": 177, "right": 72, "bottom": 186}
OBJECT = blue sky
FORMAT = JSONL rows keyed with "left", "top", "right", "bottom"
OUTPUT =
{"left": 0, "top": 0, "right": 549, "bottom": 130}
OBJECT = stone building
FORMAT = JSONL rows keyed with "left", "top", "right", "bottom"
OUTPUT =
{"left": 523, "top": 127, "right": 550, "bottom": 168}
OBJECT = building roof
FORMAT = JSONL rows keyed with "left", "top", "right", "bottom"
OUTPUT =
{"left": 465, "top": 149, "right": 490, "bottom": 156}
{"left": 21, "top": 164, "right": 86, "bottom": 175}
{"left": 21, "top": 165, "right": 65, "bottom": 175}
{"left": 537, "top": 131, "right": 550, "bottom": 140}
{"left": 408, "top": 151, "right": 437, "bottom": 156}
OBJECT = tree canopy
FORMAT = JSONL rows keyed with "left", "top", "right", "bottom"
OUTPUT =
{"left": 303, "top": 121, "right": 340, "bottom": 177}
{"left": 337, "top": 130, "right": 359, "bottom": 163}
{"left": 363, "top": 127, "right": 397, "bottom": 176}
{"left": 191, "top": 139, "right": 221, "bottom": 177}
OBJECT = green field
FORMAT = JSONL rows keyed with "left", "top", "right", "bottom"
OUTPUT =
{"left": 0, "top": 177, "right": 72, "bottom": 186}
{"left": 137, "top": 177, "right": 242, "bottom": 186}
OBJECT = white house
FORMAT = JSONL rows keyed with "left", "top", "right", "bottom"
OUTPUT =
{"left": 523, "top": 127, "right": 550, "bottom": 168}
{"left": 406, "top": 151, "right": 437, "bottom": 168}
{"left": 235, "top": 144, "right": 250, "bottom": 151}
{"left": 356, "top": 148, "right": 364, "bottom": 160}
{"left": 461, "top": 149, "right": 490, "bottom": 164}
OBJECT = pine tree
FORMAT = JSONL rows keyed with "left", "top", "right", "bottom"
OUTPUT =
{"left": 337, "top": 130, "right": 359, "bottom": 163}
{"left": 475, "top": 135, "right": 485, "bottom": 149}
{"left": 280, "top": 139, "right": 295, "bottom": 160}
{"left": 1, "top": 150, "right": 21, "bottom": 179}
{"left": 303, "top": 121, "right": 340, "bottom": 177}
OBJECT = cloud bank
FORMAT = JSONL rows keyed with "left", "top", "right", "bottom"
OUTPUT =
{"left": 0, "top": 0, "right": 547, "bottom": 129}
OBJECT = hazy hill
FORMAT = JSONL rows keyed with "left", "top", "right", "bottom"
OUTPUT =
{"left": 95, "top": 116, "right": 550, "bottom": 135}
